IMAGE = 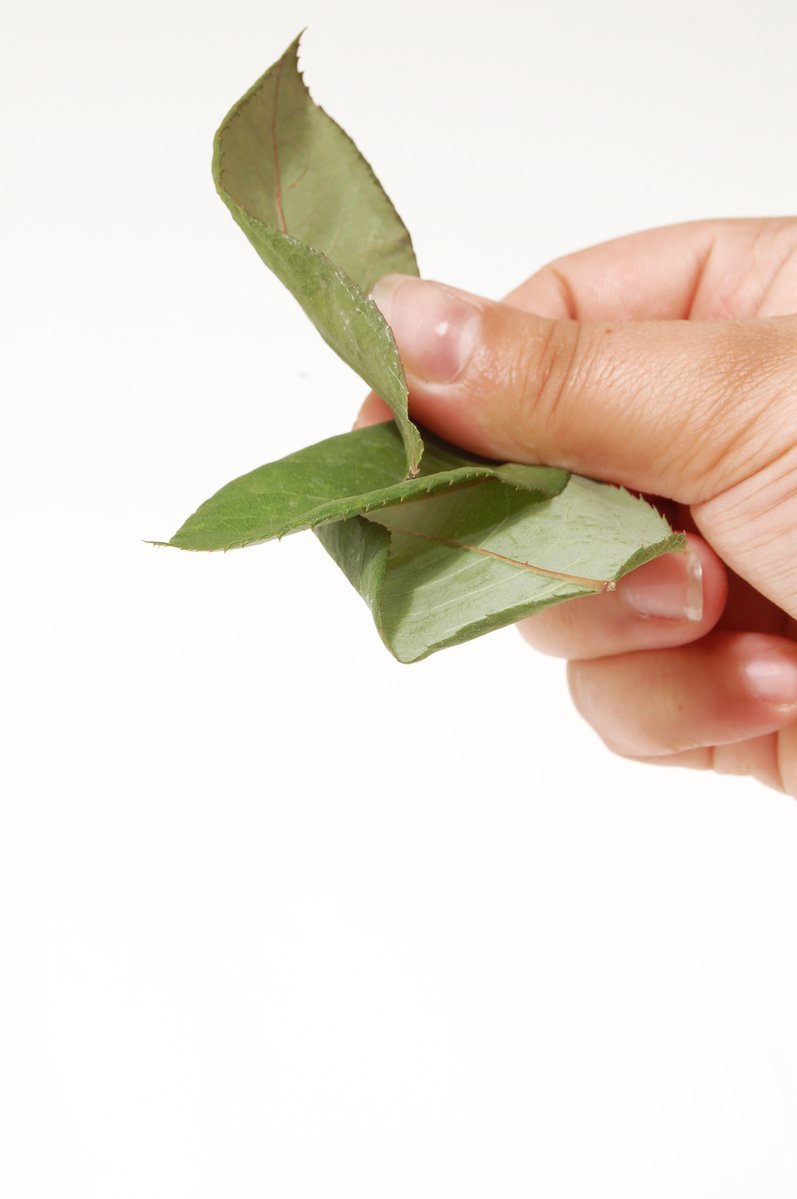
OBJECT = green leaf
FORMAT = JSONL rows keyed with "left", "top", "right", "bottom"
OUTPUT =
{"left": 213, "top": 33, "right": 423, "bottom": 475}
{"left": 164, "top": 423, "right": 569, "bottom": 551}
{"left": 316, "top": 476, "right": 685, "bottom": 663}
{"left": 159, "top": 36, "right": 689, "bottom": 668}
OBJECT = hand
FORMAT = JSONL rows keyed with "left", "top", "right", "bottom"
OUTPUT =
{"left": 356, "top": 218, "right": 797, "bottom": 794}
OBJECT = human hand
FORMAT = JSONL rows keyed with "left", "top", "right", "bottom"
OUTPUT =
{"left": 356, "top": 219, "right": 797, "bottom": 794}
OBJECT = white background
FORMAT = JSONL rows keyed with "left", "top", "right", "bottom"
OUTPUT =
{"left": 3, "top": 0, "right": 797, "bottom": 1194}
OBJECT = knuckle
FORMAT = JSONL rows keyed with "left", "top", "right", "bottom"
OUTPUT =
{"left": 567, "top": 659, "right": 678, "bottom": 760}
{"left": 748, "top": 219, "right": 797, "bottom": 311}
{"left": 517, "top": 603, "right": 585, "bottom": 659}
{"left": 565, "top": 662, "right": 627, "bottom": 754}
{"left": 511, "top": 319, "right": 585, "bottom": 445}
{"left": 689, "top": 320, "right": 797, "bottom": 496}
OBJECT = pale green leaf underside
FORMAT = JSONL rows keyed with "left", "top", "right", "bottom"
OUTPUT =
{"left": 213, "top": 34, "right": 422, "bottom": 474}
{"left": 165, "top": 422, "right": 569, "bottom": 551}
{"left": 316, "top": 476, "right": 685, "bottom": 663}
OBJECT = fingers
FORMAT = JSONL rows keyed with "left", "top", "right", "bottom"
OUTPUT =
{"left": 368, "top": 273, "right": 797, "bottom": 505}
{"left": 629, "top": 737, "right": 786, "bottom": 794}
{"left": 518, "top": 536, "right": 726, "bottom": 660}
{"left": 566, "top": 631, "right": 797, "bottom": 760}
{"left": 501, "top": 218, "right": 797, "bottom": 322}
{"left": 503, "top": 221, "right": 718, "bottom": 320}
{"left": 353, "top": 392, "right": 392, "bottom": 429}
{"left": 358, "top": 219, "right": 797, "bottom": 430}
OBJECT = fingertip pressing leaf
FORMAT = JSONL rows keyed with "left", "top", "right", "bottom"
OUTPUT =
{"left": 212, "top": 33, "right": 423, "bottom": 475}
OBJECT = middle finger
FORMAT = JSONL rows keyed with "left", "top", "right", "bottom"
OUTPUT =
{"left": 518, "top": 535, "right": 726, "bottom": 660}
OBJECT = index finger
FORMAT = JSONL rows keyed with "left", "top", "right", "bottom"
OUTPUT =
{"left": 503, "top": 217, "right": 797, "bottom": 321}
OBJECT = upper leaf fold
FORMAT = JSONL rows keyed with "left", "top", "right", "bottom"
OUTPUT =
{"left": 212, "top": 33, "right": 424, "bottom": 475}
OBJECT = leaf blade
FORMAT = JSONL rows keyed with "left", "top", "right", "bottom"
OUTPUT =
{"left": 316, "top": 476, "right": 685, "bottom": 663}
{"left": 212, "top": 34, "right": 418, "bottom": 288}
{"left": 164, "top": 423, "right": 570, "bottom": 551}
{"left": 212, "top": 34, "right": 423, "bottom": 473}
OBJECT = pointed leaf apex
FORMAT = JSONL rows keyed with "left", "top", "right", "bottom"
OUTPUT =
{"left": 211, "top": 32, "right": 422, "bottom": 476}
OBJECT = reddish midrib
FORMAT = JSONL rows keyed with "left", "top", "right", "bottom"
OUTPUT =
{"left": 271, "top": 56, "right": 288, "bottom": 234}
{"left": 390, "top": 527, "right": 614, "bottom": 592}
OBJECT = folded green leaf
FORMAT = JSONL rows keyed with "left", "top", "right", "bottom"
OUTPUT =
{"left": 213, "top": 33, "right": 423, "bottom": 475}
{"left": 159, "top": 35, "right": 688, "bottom": 668}
{"left": 164, "top": 422, "right": 569, "bottom": 551}
{"left": 316, "top": 477, "right": 685, "bottom": 663}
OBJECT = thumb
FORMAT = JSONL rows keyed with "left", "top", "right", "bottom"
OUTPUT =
{"left": 370, "top": 274, "right": 796, "bottom": 504}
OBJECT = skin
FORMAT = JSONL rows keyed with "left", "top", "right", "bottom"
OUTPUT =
{"left": 355, "top": 218, "right": 797, "bottom": 795}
